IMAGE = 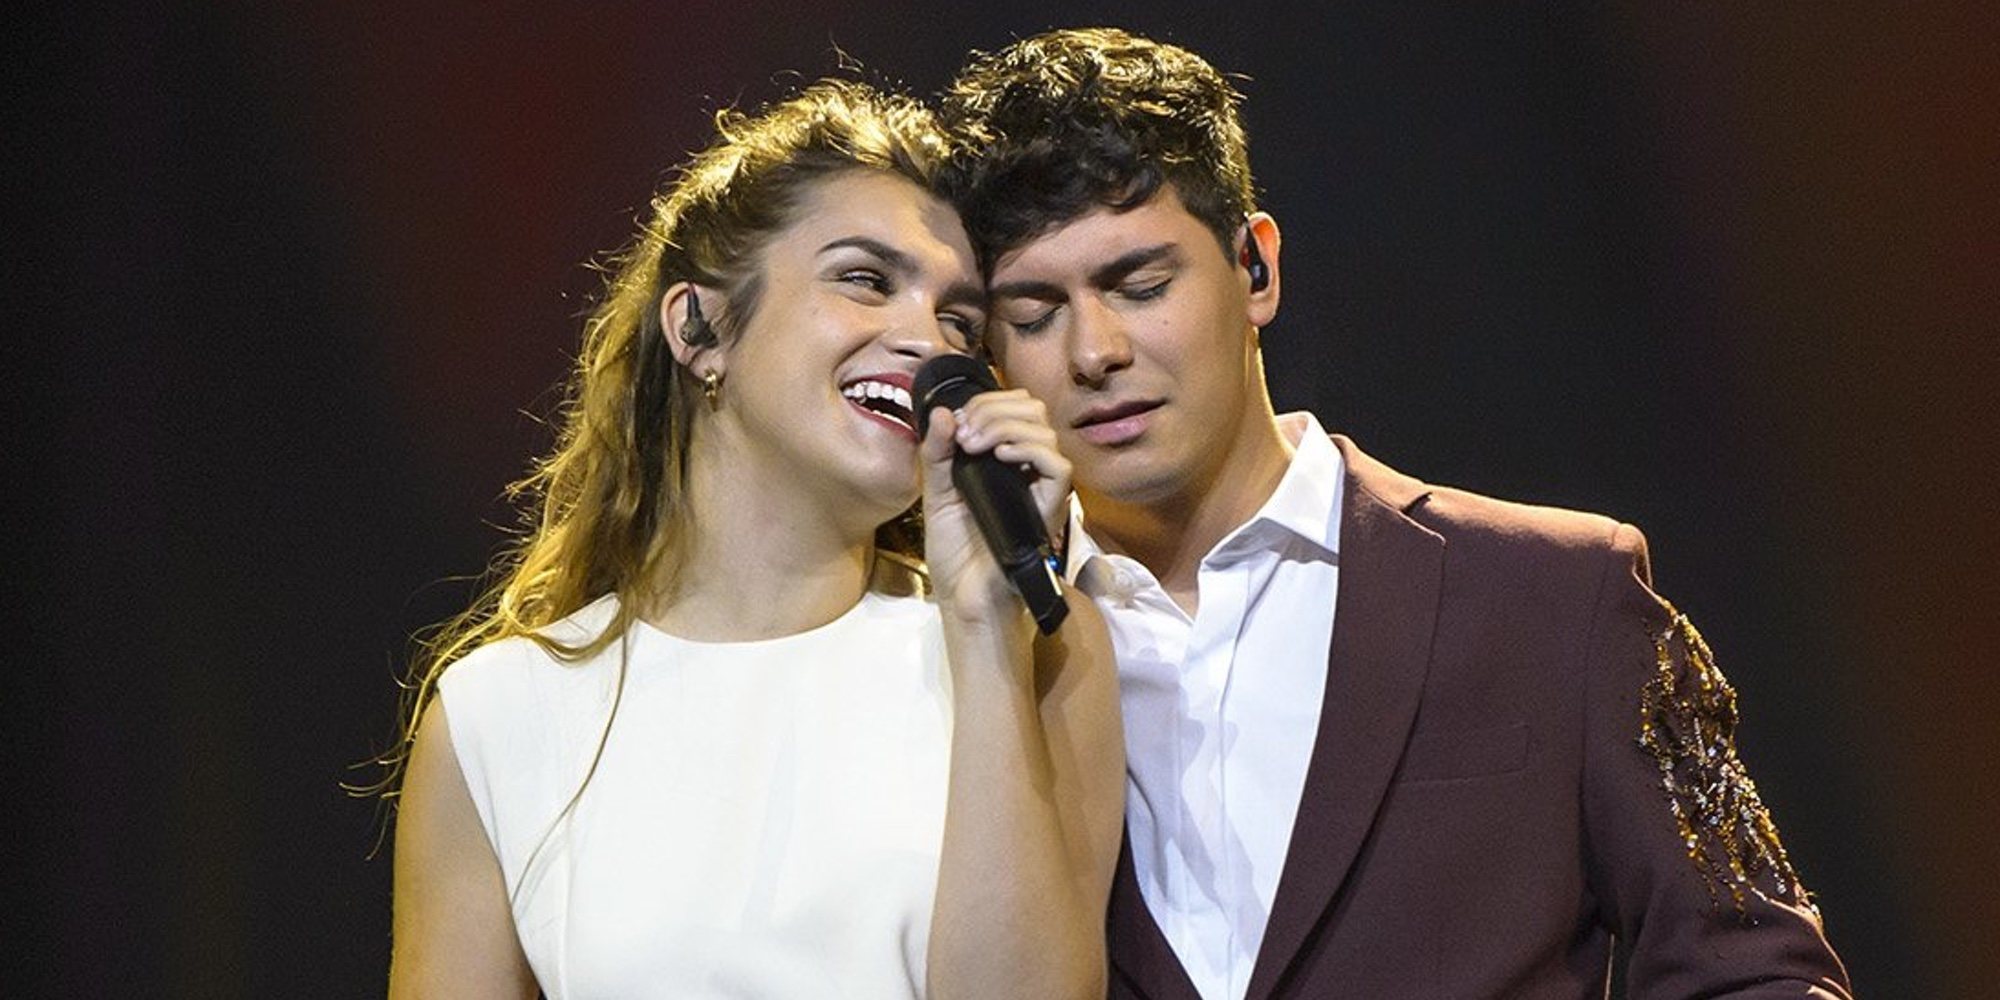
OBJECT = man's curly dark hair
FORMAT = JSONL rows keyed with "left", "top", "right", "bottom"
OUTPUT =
{"left": 938, "top": 27, "right": 1258, "bottom": 271}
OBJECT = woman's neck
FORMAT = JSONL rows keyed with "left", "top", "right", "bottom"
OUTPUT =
{"left": 641, "top": 435, "right": 887, "bottom": 642}
{"left": 647, "top": 538, "right": 874, "bottom": 642}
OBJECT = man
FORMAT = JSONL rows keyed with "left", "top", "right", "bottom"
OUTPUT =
{"left": 939, "top": 27, "right": 1851, "bottom": 1000}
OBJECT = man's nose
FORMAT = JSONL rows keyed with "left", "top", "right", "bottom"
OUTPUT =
{"left": 1069, "top": 296, "right": 1133, "bottom": 387}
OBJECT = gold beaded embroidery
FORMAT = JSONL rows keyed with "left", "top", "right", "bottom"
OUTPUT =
{"left": 1637, "top": 607, "right": 1812, "bottom": 918}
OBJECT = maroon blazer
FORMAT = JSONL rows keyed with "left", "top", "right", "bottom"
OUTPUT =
{"left": 1105, "top": 437, "right": 1852, "bottom": 1000}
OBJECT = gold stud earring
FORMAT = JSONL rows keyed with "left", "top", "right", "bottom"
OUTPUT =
{"left": 700, "top": 370, "right": 723, "bottom": 408}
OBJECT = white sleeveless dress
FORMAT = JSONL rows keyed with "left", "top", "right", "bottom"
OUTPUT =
{"left": 438, "top": 592, "right": 953, "bottom": 999}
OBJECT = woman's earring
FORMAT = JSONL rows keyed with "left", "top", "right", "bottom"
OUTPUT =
{"left": 680, "top": 289, "right": 718, "bottom": 347}
{"left": 700, "top": 369, "right": 723, "bottom": 409}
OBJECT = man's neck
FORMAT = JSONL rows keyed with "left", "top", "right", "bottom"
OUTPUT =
{"left": 1080, "top": 416, "right": 1294, "bottom": 615}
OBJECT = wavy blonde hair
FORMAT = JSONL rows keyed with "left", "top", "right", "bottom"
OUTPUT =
{"left": 355, "top": 79, "right": 947, "bottom": 812}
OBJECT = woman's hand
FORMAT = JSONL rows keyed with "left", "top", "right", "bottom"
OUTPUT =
{"left": 918, "top": 388, "right": 1071, "bottom": 627}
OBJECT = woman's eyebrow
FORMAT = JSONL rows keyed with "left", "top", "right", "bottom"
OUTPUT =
{"left": 821, "top": 235, "right": 982, "bottom": 312}
{"left": 818, "top": 236, "right": 914, "bottom": 273}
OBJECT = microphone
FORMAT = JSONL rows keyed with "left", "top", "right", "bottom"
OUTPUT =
{"left": 912, "top": 354, "right": 1070, "bottom": 635}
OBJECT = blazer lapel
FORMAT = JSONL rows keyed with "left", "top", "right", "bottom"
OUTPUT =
{"left": 1244, "top": 437, "right": 1444, "bottom": 1000}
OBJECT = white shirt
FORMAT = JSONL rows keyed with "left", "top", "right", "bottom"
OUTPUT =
{"left": 439, "top": 591, "right": 952, "bottom": 999}
{"left": 1068, "top": 412, "right": 1344, "bottom": 1000}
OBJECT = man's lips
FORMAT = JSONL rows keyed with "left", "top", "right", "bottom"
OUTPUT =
{"left": 1072, "top": 399, "right": 1162, "bottom": 446}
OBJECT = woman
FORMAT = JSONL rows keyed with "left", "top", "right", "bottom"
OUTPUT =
{"left": 377, "top": 80, "right": 1123, "bottom": 998}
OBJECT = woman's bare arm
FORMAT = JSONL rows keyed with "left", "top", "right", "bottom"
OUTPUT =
{"left": 1031, "top": 596, "right": 1126, "bottom": 953}
{"left": 929, "top": 603, "right": 1122, "bottom": 1000}
{"left": 388, "top": 703, "right": 540, "bottom": 1000}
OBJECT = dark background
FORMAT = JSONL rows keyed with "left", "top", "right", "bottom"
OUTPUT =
{"left": 13, "top": 2, "right": 1993, "bottom": 996}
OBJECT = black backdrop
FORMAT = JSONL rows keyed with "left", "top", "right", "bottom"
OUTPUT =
{"left": 13, "top": 2, "right": 1994, "bottom": 996}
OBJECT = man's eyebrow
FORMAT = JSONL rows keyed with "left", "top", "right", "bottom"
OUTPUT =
{"left": 1089, "top": 243, "right": 1179, "bottom": 287}
{"left": 989, "top": 242, "right": 1181, "bottom": 300}
{"left": 988, "top": 276, "right": 1066, "bottom": 300}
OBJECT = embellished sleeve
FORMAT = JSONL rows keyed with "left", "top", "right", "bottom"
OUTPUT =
{"left": 1580, "top": 523, "right": 1854, "bottom": 999}
{"left": 1639, "top": 606, "right": 1817, "bottom": 917}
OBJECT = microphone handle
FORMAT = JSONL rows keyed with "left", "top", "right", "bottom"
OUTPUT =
{"left": 951, "top": 454, "right": 1070, "bottom": 634}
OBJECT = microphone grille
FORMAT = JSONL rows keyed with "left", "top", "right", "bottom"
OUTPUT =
{"left": 912, "top": 353, "right": 999, "bottom": 435}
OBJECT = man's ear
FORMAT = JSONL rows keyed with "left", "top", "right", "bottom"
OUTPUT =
{"left": 1243, "top": 212, "right": 1281, "bottom": 328}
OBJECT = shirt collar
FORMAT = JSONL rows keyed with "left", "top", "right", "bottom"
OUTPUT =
{"left": 1063, "top": 495, "right": 1105, "bottom": 585}
{"left": 1246, "top": 411, "right": 1344, "bottom": 558}
{"left": 1064, "top": 410, "right": 1345, "bottom": 585}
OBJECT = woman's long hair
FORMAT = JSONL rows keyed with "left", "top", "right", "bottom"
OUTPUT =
{"left": 354, "top": 79, "right": 947, "bottom": 814}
